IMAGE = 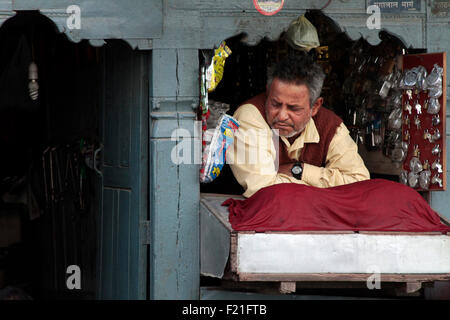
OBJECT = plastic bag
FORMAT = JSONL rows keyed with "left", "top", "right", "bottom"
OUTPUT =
{"left": 206, "top": 42, "right": 232, "bottom": 92}
{"left": 200, "top": 114, "right": 239, "bottom": 183}
{"left": 285, "top": 15, "right": 320, "bottom": 52}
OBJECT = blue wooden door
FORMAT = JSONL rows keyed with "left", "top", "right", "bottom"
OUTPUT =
{"left": 97, "top": 40, "right": 149, "bottom": 300}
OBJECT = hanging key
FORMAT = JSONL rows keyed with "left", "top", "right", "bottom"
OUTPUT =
{"left": 401, "top": 141, "right": 409, "bottom": 152}
{"left": 406, "top": 89, "right": 413, "bottom": 100}
{"left": 432, "top": 174, "right": 443, "bottom": 188}
{"left": 358, "top": 131, "right": 364, "bottom": 145}
{"left": 432, "top": 114, "right": 441, "bottom": 126}
{"left": 415, "top": 99, "right": 422, "bottom": 114}
{"left": 403, "top": 115, "right": 410, "bottom": 128}
{"left": 432, "top": 159, "right": 443, "bottom": 173}
{"left": 404, "top": 102, "right": 412, "bottom": 115}
{"left": 432, "top": 128, "right": 441, "bottom": 142}
{"left": 431, "top": 144, "right": 441, "bottom": 155}
{"left": 413, "top": 144, "right": 420, "bottom": 157}
{"left": 404, "top": 130, "right": 410, "bottom": 141}
{"left": 423, "top": 129, "right": 432, "bottom": 142}
{"left": 414, "top": 115, "right": 421, "bottom": 129}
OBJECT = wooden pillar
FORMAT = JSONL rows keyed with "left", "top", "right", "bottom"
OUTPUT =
{"left": 149, "top": 48, "right": 200, "bottom": 299}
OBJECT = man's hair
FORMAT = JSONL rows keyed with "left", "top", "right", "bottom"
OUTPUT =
{"left": 267, "top": 54, "right": 326, "bottom": 107}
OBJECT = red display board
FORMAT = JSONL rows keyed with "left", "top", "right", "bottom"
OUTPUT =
{"left": 402, "top": 53, "right": 447, "bottom": 191}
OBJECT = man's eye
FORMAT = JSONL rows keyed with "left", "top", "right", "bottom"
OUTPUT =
{"left": 272, "top": 102, "right": 281, "bottom": 108}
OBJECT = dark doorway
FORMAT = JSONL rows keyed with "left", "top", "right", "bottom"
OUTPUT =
{"left": 0, "top": 11, "right": 101, "bottom": 300}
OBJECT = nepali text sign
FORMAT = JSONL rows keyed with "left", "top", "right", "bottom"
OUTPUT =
{"left": 430, "top": 0, "right": 450, "bottom": 17}
{"left": 367, "top": 0, "right": 421, "bottom": 12}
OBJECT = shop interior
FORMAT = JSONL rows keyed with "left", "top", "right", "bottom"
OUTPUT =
{"left": 200, "top": 10, "right": 425, "bottom": 196}
{"left": 198, "top": 10, "right": 441, "bottom": 298}
{"left": 0, "top": 11, "right": 106, "bottom": 299}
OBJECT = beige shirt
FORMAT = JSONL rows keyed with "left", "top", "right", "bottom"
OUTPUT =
{"left": 227, "top": 104, "right": 371, "bottom": 198}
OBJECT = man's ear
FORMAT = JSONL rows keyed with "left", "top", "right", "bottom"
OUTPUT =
{"left": 311, "top": 97, "right": 323, "bottom": 117}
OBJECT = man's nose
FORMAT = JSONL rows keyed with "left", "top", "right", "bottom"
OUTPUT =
{"left": 277, "top": 106, "right": 289, "bottom": 121}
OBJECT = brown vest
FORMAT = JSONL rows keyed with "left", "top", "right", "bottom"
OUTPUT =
{"left": 243, "top": 92, "right": 343, "bottom": 167}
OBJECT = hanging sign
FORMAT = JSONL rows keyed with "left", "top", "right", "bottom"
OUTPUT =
{"left": 367, "top": 0, "right": 421, "bottom": 12}
{"left": 253, "top": 0, "right": 284, "bottom": 16}
{"left": 430, "top": 0, "right": 450, "bottom": 17}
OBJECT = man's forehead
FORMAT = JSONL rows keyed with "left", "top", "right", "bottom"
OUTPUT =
{"left": 268, "top": 80, "right": 310, "bottom": 104}
{"left": 269, "top": 78, "right": 309, "bottom": 93}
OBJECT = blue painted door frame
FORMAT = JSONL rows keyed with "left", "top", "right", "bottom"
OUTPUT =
{"left": 97, "top": 41, "right": 150, "bottom": 300}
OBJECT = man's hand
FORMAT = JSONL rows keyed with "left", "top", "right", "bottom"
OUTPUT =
{"left": 278, "top": 162, "right": 305, "bottom": 178}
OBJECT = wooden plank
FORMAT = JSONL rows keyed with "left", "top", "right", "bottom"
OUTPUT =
{"left": 117, "top": 190, "right": 131, "bottom": 299}
{"left": 201, "top": 192, "right": 245, "bottom": 199}
{"left": 237, "top": 273, "right": 450, "bottom": 283}
{"left": 101, "top": 188, "right": 114, "bottom": 299}
{"left": 230, "top": 233, "right": 238, "bottom": 274}
{"left": 132, "top": 50, "right": 149, "bottom": 300}
{"left": 358, "top": 231, "right": 445, "bottom": 235}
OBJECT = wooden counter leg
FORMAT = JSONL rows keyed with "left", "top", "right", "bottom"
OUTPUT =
{"left": 406, "top": 282, "right": 422, "bottom": 294}
{"left": 279, "top": 282, "right": 296, "bottom": 294}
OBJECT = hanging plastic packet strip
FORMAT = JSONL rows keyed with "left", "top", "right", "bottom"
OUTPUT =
{"left": 200, "top": 66, "right": 209, "bottom": 115}
{"left": 206, "top": 42, "right": 232, "bottom": 92}
{"left": 200, "top": 114, "right": 239, "bottom": 183}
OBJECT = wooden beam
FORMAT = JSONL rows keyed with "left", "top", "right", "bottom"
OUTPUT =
{"left": 237, "top": 273, "right": 450, "bottom": 283}
{"left": 230, "top": 233, "right": 238, "bottom": 273}
{"left": 358, "top": 231, "right": 445, "bottom": 235}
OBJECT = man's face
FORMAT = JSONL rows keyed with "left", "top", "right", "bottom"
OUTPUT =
{"left": 265, "top": 78, "right": 321, "bottom": 138}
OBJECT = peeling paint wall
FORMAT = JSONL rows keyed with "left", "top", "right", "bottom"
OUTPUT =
{"left": 0, "top": 0, "right": 162, "bottom": 47}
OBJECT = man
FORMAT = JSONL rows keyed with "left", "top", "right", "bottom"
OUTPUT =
{"left": 227, "top": 54, "right": 370, "bottom": 198}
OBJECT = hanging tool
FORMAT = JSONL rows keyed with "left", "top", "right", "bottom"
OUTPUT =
{"left": 49, "top": 147, "right": 59, "bottom": 290}
{"left": 54, "top": 146, "right": 68, "bottom": 277}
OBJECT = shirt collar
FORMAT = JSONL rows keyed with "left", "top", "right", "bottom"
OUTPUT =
{"left": 280, "top": 117, "right": 320, "bottom": 151}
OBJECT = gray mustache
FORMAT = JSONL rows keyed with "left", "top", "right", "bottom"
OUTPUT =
{"left": 273, "top": 121, "right": 292, "bottom": 126}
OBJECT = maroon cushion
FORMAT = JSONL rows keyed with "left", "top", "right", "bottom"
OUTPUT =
{"left": 223, "top": 179, "right": 450, "bottom": 233}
